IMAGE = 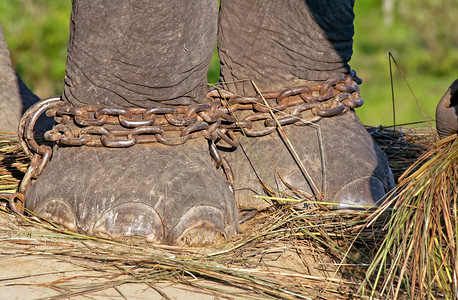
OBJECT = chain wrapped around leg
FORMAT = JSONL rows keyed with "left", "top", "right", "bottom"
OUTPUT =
{"left": 10, "top": 97, "right": 62, "bottom": 214}
{"left": 13, "top": 72, "right": 364, "bottom": 214}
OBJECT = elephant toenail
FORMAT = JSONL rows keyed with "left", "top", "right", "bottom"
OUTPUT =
{"left": 33, "top": 199, "right": 78, "bottom": 231}
{"left": 167, "top": 206, "right": 238, "bottom": 246}
{"left": 332, "top": 176, "right": 389, "bottom": 209}
{"left": 93, "top": 203, "right": 164, "bottom": 243}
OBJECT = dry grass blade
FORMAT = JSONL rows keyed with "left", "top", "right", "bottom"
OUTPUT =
{"left": 0, "top": 127, "right": 439, "bottom": 299}
{"left": 0, "top": 134, "right": 29, "bottom": 197}
{"left": 0, "top": 205, "right": 376, "bottom": 299}
{"left": 362, "top": 134, "right": 458, "bottom": 299}
{"left": 365, "top": 125, "right": 433, "bottom": 182}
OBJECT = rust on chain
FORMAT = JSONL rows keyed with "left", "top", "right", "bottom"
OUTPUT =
{"left": 42, "top": 72, "right": 363, "bottom": 149}
{"left": 10, "top": 96, "right": 63, "bottom": 214}
{"left": 13, "top": 72, "right": 363, "bottom": 214}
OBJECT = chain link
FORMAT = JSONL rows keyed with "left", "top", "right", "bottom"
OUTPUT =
{"left": 9, "top": 97, "right": 62, "bottom": 214}
{"left": 45, "top": 72, "right": 362, "bottom": 147}
{"left": 10, "top": 72, "right": 363, "bottom": 213}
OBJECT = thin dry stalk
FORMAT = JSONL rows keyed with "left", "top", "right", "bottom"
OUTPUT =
{"left": 365, "top": 125, "right": 433, "bottom": 181}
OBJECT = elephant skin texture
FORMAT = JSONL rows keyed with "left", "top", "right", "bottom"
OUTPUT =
{"left": 22, "top": 0, "right": 395, "bottom": 245}
{"left": 436, "top": 79, "right": 458, "bottom": 139}
{"left": 27, "top": 139, "right": 239, "bottom": 245}
{"left": 0, "top": 23, "right": 22, "bottom": 133}
{"left": 63, "top": 0, "right": 217, "bottom": 107}
{"left": 0, "top": 23, "right": 54, "bottom": 134}
{"left": 226, "top": 111, "right": 395, "bottom": 210}
{"left": 218, "top": 0, "right": 394, "bottom": 208}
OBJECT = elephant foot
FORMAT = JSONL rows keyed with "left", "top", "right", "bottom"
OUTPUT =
{"left": 26, "top": 138, "right": 240, "bottom": 245}
{"left": 228, "top": 111, "right": 395, "bottom": 210}
{"left": 436, "top": 79, "right": 458, "bottom": 139}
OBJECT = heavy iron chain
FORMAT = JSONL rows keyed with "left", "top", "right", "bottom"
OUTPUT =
{"left": 9, "top": 72, "right": 363, "bottom": 214}
{"left": 8, "top": 97, "right": 62, "bottom": 214}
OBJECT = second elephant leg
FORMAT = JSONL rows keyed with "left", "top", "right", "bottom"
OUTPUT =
{"left": 219, "top": 0, "right": 395, "bottom": 208}
{"left": 26, "top": 0, "right": 239, "bottom": 245}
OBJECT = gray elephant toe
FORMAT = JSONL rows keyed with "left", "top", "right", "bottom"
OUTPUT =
{"left": 34, "top": 198, "right": 78, "bottom": 232}
{"left": 26, "top": 139, "right": 239, "bottom": 245}
{"left": 167, "top": 206, "right": 233, "bottom": 246}
{"left": 93, "top": 203, "right": 164, "bottom": 243}
{"left": 331, "top": 176, "right": 388, "bottom": 209}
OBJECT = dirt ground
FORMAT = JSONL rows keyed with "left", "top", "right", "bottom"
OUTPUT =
{"left": 0, "top": 255, "right": 228, "bottom": 300}
{"left": 0, "top": 207, "right": 353, "bottom": 300}
{"left": 0, "top": 211, "right": 251, "bottom": 300}
{"left": 0, "top": 134, "right": 369, "bottom": 300}
{"left": 0, "top": 127, "right": 439, "bottom": 299}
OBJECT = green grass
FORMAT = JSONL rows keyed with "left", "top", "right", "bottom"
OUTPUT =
{"left": 354, "top": 67, "right": 450, "bottom": 126}
{"left": 0, "top": 0, "right": 71, "bottom": 96}
{"left": 351, "top": 0, "right": 457, "bottom": 126}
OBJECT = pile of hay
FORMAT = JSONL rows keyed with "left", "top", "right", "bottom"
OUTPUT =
{"left": 0, "top": 127, "right": 454, "bottom": 299}
{"left": 363, "top": 133, "right": 457, "bottom": 299}
{"left": 0, "top": 134, "right": 28, "bottom": 200}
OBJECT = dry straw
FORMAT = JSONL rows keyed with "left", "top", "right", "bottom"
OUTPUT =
{"left": 0, "top": 127, "right": 447, "bottom": 299}
{"left": 362, "top": 133, "right": 457, "bottom": 299}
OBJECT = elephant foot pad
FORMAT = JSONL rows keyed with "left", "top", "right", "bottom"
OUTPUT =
{"left": 26, "top": 140, "right": 240, "bottom": 246}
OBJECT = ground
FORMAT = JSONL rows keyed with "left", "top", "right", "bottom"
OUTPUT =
{"left": 0, "top": 128, "right": 434, "bottom": 299}
{"left": 0, "top": 207, "right": 361, "bottom": 300}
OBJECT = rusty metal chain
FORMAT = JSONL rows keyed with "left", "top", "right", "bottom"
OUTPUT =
{"left": 9, "top": 97, "right": 62, "bottom": 214}
{"left": 44, "top": 72, "right": 362, "bottom": 147}
{"left": 10, "top": 72, "right": 363, "bottom": 213}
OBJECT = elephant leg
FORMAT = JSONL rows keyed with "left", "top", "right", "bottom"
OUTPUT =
{"left": 0, "top": 24, "right": 21, "bottom": 133}
{"left": 218, "top": 0, "right": 395, "bottom": 209}
{"left": 26, "top": 0, "right": 239, "bottom": 245}
{"left": 436, "top": 79, "right": 458, "bottom": 139}
{"left": 0, "top": 24, "right": 53, "bottom": 134}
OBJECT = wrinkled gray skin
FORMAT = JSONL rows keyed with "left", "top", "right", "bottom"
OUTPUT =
{"left": 436, "top": 79, "right": 458, "bottom": 139}
{"left": 0, "top": 24, "right": 54, "bottom": 134}
{"left": 0, "top": 24, "right": 21, "bottom": 133}
{"left": 9, "top": 0, "right": 395, "bottom": 245}
{"left": 218, "top": 1, "right": 394, "bottom": 209}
